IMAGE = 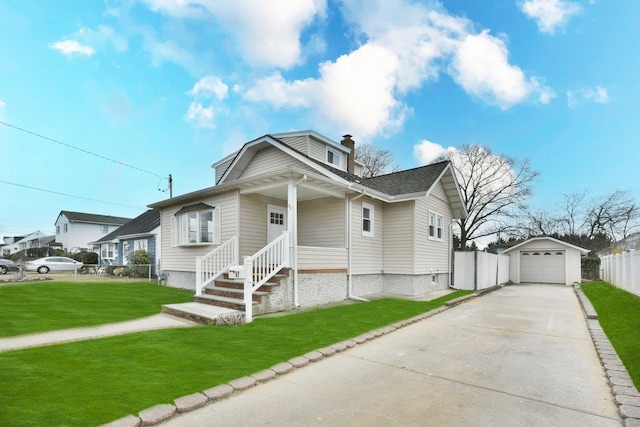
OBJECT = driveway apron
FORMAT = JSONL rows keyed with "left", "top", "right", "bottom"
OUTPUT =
{"left": 163, "top": 284, "right": 621, "bottom": 427}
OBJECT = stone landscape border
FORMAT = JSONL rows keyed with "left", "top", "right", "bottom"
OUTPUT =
{"left": 101, "top": 289, "right": 496, "bottom": 427}
{"left": 574, "top": 284, "right": 640, "bottom": 427}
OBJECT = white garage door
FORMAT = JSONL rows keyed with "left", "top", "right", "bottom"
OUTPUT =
{"left": 520, "top": 250, "right": 565, "bottom": 284}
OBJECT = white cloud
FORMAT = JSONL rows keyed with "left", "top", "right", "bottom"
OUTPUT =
{"left": 50, "top": 40, "right": 95, "bottom": 58}
{"left": 414, "top": 139, "right": 456, "bottom": 165}
{"left": 246, "top": 43, "right": 407, "bottom": 139}
{"left": 567, "top": 86, "right": 610, "bottom": 107}
{"left": 243, "top": 0, "right": 553, "bottom": 139}
{"left": 518, "top": 0, "right": 581, "bottom": 34}
{"left": 184, "top": 102, "right": 216, "bottom": 129}
{"left": 188, "top": 76, "right": 228, "bottom": 100}
{"left": 0, "top": 100, "right": 5, "bottom": 109}
{"left": 184, "top": 76, "right": 229, "bottom": 129}
{"left": 143, "top": 0, "right": 326, "bottom": 69}
{"left": 449, "top": 31, "right": 555, "bottom": 109}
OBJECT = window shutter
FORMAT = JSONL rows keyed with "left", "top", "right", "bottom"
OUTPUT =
{"left": 213, "top": 207, "right": 221, "bottom": 244}
{"left": 170, "top": 216, "right": 177, "bottom": 247}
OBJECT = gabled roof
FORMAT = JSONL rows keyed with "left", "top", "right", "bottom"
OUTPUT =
{"left": 94, "top": 209, "right": 160, "bottom": 244}
{"left": 502, "top": 236, "right": 590, "bottom": 254}
{"left": 360, "top": 162, "right": 449, "bottom": 195}
{"left": 57, "top": 211, "right": 132, "bottom": 226}
{"left": 154, "top": 131, "right": 468, "bottom": 219}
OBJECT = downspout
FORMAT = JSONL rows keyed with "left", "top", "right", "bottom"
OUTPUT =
{"left": 292, "top": 175, "right": 307, "bottom": 307}
{"left": 347, "top": 190, "right": 369, "bottom": 302}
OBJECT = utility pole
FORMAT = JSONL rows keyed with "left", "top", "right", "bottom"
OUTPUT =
{"left": 169, "top": 174, "right": 173, "bottom": 198}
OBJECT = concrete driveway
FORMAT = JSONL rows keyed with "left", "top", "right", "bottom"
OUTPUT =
{"left": 162, "top": 284, "right": 621, "bottom": 427}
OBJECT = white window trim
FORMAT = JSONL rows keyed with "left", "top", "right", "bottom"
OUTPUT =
{"left": 326, "top": 146, "right": 341, "bottom": 168}
{"left": 172, "top": 205, "right": 220, "bottom": 247}
{"left": 428, "top": 210, "right": 444, "bottom": 242}
{"left": 362, "top": 202, "right": 374, "bottom": 238}
{"left": 101, "top": 243, "right": 116, "bottom": 259}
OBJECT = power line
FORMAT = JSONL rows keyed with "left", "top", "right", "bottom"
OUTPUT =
{"left": 0, "top": 120, "right": 163, "bottom": 180}
{"left": 0, "top": 179, "right": 145, "bottom": 209}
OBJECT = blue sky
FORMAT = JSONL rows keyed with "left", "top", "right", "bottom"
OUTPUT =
{"left": 1, "top": 0, "right": 638, "bottom": 237}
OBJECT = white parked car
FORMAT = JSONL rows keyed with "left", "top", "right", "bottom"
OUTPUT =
{"left": 26, "top": 257, "right": 83, "bottom": 274}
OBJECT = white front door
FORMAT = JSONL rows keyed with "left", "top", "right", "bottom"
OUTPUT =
{"left": 267, "top": 204, "right": 287, "bottom": 243}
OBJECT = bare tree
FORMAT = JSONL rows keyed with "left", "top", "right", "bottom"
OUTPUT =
{"left": 444, "top": 144, "right": 539, "bottom": 249}
{"left": 514, "top": 208, "right": 560, "bottom": 238}
{"left": 558, "top": 191, "right": 587, "bottom": 236}
{"left": 584, "top": 190, "right": 640, "bottom": 243}
{"left": 355, "top": 144, "right": 400, "bottom": 178}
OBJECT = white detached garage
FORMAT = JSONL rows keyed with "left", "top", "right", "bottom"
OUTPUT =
{"left": 502, "top": 237, "right": 589, "bottom": 285}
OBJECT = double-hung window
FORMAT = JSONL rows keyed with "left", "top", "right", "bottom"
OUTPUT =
{"left": 429, "top": 211, "right": 444, "bottom": 241}
{"left": 326, "top": 147, "right": 341, "bottom": 168}
{"left": 173, "top": 203, "right": 218, "bottom": 246}
{"left": 362, "top": 202, "right": 374, "bottom": 237}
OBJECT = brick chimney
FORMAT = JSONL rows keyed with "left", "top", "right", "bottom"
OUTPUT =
{"left": 341, "top": 134, "right": 355, "bottom": 174}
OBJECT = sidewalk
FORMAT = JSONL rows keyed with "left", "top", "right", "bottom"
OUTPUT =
{"left": 0, "top": 314, "right": 196, "bottom": 353}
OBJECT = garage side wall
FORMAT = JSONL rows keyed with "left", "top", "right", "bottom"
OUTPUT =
{"left": 566, "top": 249, "right": 582, "bottom": 285}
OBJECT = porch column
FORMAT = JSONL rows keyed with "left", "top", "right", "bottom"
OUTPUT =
{"left": 288, "top": 179, "right": 300, "bottom": 307}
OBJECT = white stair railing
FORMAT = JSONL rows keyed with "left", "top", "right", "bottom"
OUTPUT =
{"left": 195, "top": 236, "right": 238, "bottom": 296}
{"left": 244, "top": 231, "right": 290, "bottom": 323}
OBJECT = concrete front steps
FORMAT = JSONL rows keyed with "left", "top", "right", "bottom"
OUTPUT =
{"left": 162, "top": 269, "right": 290, "bottom": 325}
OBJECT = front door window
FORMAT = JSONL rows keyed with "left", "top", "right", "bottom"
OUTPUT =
{"left": 267, "top": 205, "right": 287, "bottom": 243}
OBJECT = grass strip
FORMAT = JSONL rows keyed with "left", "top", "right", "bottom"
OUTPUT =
{"left": 581, "top": 281, "right": 640, "bottom": 388}
{"left": 0, "top": 291, "right": 471, "bottom": 427}
{"left": 0, "top": 281, "right": 193, "bottom": 337}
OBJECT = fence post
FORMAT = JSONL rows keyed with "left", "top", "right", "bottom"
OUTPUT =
{"left": 473, "top": 249, "right": 478, "bottom": 291}
{"left": 195, "top": 257, "right": 202, "bottom": 296}
{"left": 244, "top": 256, "right": 253, "bottom": 323}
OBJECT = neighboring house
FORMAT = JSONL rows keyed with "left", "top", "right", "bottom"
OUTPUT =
{"left": 55, "top": 211, "right": 132, "bottom": 253}
{"left": 149, "top": 130, "right": 467, "bottom": 318}
{"left": 91, "top": 209, "right": 161, "bottom": 266}
{"left": 602, "top": 231, "right": 640, "bottom": 255}
{"left": 1, "top": 231, "right": 54, "bottom": 256}
{"left": 502, "top": 236, "right": 589, "bottom": 286}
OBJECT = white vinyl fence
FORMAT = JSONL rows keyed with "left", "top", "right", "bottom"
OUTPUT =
{"left": 454, "top": 251, "right": 510, "bottom": 291}
{"left": 600, "top": 251, "right": 640, "bottom": 297}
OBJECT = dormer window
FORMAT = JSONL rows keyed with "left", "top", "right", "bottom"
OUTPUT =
{"left": 326, "top": 147, "right": 341, "bottom": 168}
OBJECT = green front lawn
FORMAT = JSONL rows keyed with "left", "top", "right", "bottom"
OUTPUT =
{"left": 0, "top": 281, "right": 193, "bottom": 337}
{"left": 581, "top": 281, "right": 640, "bottom": 389}
{"left": 0, "top": 291, "right": 471, "bottom": 427}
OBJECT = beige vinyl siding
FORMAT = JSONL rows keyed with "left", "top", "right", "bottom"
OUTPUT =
{"left": 414, "top": 181, "right": 452, "bottom": 274}
{"left": 214, "top": 155, "right": 236, "bottom": 183}
{"left": 350, "top": 197, "right": 384, "bottom": 274}
{"left": 238, "top": 147, "right": 315, "bottom": 179}
{"left": 238, "top": 194, "right": 286, "bottom": 257}
{"left": 160, "top": 191, "right": 239, "bottom": 272}
{"left": 279, "top": 135, "right": 309, "bottom": 153}
{"left": 383, "top": 201, "right": 415, "bottom": 274}
{"left": 307, "top": 137, "right": 327, "bottom": 163}
{"left": 354, "top": 163, "right": 363, "bottom": 176}
{"left": 298, "top": 197, "right": 345, "bottom": 248}
{"left": 298, "top": 247, "right": 347, "bottom": 270}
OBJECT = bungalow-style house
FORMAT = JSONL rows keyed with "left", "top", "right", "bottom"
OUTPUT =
{"left": 150, "top": 130, "right": 467, "bottom": 321}
{"left": 55, "top": 211, "right": 132, "bottom": 253}
{"left": 91, "top": 209, "right": 161, "bottom": 266}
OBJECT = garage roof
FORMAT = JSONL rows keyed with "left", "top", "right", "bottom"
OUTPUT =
{"left": 502, "top": 236, "right": 590, "bottom": 255}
